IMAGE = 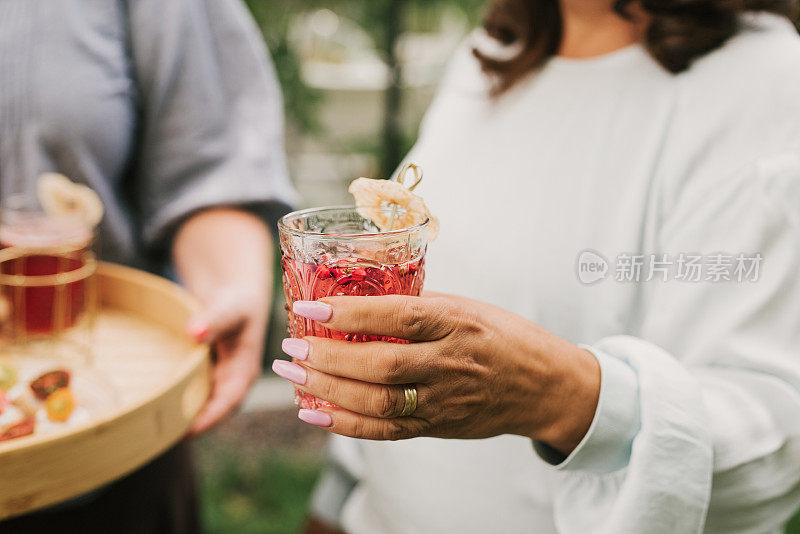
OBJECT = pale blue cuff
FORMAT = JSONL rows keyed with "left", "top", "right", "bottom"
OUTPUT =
{"left": 533, "top": 345, "right": 641, "bottom": 473}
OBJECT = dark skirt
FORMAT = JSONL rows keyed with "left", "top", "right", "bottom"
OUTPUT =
{"left": 1, "top": 441, "right": 201, "bottom": 534}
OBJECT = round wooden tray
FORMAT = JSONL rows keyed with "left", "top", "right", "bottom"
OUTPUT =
{"left": 0, "top": 262, "right": 211, "bottom": 519}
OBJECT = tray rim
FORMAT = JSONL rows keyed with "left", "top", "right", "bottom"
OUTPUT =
{"left": 0, "top": 262, "right": 209, "bottom": 455}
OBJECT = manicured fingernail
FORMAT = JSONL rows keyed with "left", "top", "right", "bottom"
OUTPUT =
{"left": 282, "top": 338, "right": 309, "bottom": 360}
{"left": 187, "top": 320, "right": 209, "bottom": 342}
{"left": 298, "top": 409, "right": 332, "bottom": 427}
{"left": 272, "top": 359, "right": 307, "bottom": 385}
{"left": 293, "top": 301, "right": 332, "bottom": 322}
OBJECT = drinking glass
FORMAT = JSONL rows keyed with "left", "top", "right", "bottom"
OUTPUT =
{"left": 0, "top": 201, "right": 97, "bottom": 361}
{"left": 278, "top": 206, "right": 428, "bottom": 409}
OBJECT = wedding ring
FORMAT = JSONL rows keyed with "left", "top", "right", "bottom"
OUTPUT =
{"left": 400, "top": 384, "right": 418, "bottom": 417}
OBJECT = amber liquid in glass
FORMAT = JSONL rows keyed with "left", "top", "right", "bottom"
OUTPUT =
{"left": 0, "top": 225, "right": 90, "bottom": 335}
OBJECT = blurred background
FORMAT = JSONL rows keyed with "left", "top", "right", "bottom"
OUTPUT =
{"left": 257, "top": 0, "right": 483, "bottom": 358}
{"left": 195, "top": 1, "right": 484, "bottom": 532}
{"left": 194, "top": 2, "right": 800, "bottom": 533}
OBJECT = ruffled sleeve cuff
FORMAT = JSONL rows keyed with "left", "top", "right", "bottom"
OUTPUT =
{"left": 533, "top": 345, "right": 641, "bottom": 473}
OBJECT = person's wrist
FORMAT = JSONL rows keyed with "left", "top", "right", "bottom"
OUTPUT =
{"left": 529, "top": 346, "right": 601, "bottom": 455}
{"left": 198, "top": 279, "right": 267, "bottom": 307}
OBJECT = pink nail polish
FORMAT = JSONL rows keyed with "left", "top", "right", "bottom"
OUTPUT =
{"left": 293, "top": 301, "right": 332, "bottom": 322}
{"left": 272, "top": 359, "right": 307, "bottom": 385}
{"left": 282, "top": 338, "right": 309, "bottom": 360}
{"left": 298, "top": 409, "right": 332, "bottom": 427}
{"left": 187, "top": 320, "right": 209, "bottom": 342}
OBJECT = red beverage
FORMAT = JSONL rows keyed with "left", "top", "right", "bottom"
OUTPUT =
{"left": 279, "top": 206, "right": 429, "bottom": 410}
{"left": 0, "top": 216, "right": 93, "bottom": 337}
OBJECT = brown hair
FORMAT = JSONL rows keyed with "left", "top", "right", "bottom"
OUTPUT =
{"left": 474, "top": 0, "right": 800, "bottom": 95}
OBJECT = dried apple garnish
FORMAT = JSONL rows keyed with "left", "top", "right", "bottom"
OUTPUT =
{"left": 37, "top": 173, "right": 104, "bottom": 227}
{"left": 348, "top": 163, "right": 439, "bottom": 240}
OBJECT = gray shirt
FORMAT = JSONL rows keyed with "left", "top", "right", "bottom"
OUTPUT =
{"left": 0, "top": 0, "right": 298, "bottom": 267}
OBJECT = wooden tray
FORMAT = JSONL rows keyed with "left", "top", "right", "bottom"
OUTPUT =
{"left": 0, "top": 262, "right": 211, "bottom": 519}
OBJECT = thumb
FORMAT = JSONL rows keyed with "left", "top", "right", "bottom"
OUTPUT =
{"left": 186, "top": 294, "right": 248, "bottom": 344}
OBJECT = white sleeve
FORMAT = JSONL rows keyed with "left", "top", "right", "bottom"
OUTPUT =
{"left": 538, "top": 153, "right": 800, "bottom": 534}
{"left": 309, "top": 434, "right": 365, "bottom": 528}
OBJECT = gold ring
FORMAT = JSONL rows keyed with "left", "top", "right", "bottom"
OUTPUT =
{"left": 400, "top": 384, "right": 418, "bottom": 417}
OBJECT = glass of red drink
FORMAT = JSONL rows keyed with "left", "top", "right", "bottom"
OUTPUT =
{"left": 278, "top": 206, "right": 429, "bottom": 410}
{"left": 0, "top": 204, "right": 97, "bottom": 359}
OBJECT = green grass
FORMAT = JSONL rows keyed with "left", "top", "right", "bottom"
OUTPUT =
{"left": 788, "top": 511, "right": 800, "bottom": 534}
{"left": 200, "top": 454, "right": 322, "bottom": 534}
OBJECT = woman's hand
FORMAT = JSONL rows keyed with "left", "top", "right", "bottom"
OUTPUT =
{"left": 172, "top": 208, "right": 272, "bottom": 436}
{"left": 184, "top": 287, "right": 267, "bottom": 435}
{"left": 275, "top": 293, "right": 601, "bottom": 455}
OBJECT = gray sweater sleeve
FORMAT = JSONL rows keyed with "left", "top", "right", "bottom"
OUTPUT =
{"left": 126, "top": 0, "right": 299, "bottom": 248}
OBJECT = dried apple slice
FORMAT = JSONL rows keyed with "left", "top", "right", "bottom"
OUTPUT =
{"left": 348, "top": 177, "right": 439, "bottom": 240}
{"left": 37, "top": 173, "right": 104, "bottom": 227}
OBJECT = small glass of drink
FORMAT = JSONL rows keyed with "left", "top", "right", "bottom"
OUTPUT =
{"left": 278, "top": 205, "right": 429, "bottom": 409}
{"left": 0, "top": 201, "right": 97, "bottom": 361}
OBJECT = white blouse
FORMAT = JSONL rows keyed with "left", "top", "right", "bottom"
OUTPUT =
{"left": 312, "top": 13, "right": 800, "bottom": 534}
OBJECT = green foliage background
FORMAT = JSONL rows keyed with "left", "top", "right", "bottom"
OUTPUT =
{"left": 202, "top": 454, "right": 322, "bottom": 534}
{"left": 244, "top": 0, "right": 484, "bottom": 172}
